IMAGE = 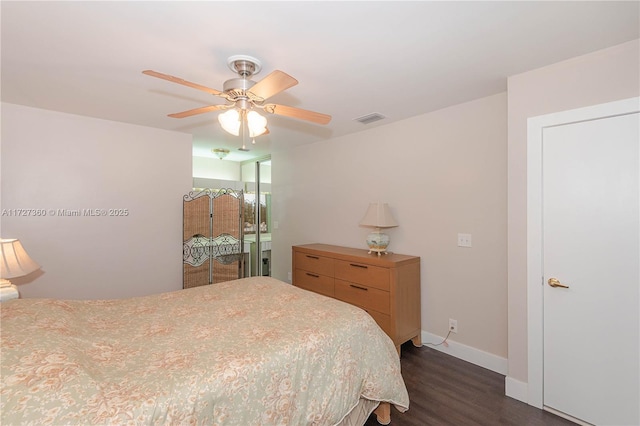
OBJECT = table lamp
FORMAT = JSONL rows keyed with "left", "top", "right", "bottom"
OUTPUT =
{"left": 1, "top": 238, "right": 40, "bottom": 301}
{"left": 359, "top": 203, "right": 398, "bottom": 255}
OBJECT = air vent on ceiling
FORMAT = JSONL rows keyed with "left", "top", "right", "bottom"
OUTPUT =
{"left": 238, "top": 147, "right": 250, "bottom": 152}
{"left": 354, "top": 112, "right": 386, "bottom": 125}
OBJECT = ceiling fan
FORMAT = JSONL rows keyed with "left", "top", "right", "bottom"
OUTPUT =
{"left": 143, "top": 55, "right": 331, "bottom": 139}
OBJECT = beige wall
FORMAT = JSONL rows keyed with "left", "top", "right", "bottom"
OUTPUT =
{"left": 272, "top": 93, "right": 508, "bottom": 358}
{"left": 506, "top": 39, "right": 640, "bottom": 386}
{"left": 1, "top": 103, "right": 193, "bottom": 299}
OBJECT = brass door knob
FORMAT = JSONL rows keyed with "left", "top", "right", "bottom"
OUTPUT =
{"left": 548, "top": 278, "right": 569, "bottom": 288}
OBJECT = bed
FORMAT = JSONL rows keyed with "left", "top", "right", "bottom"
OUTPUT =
{"left": 0, "top": 276, "right": 409, "bottom": 425}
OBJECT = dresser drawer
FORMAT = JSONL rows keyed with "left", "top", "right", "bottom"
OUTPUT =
{"left": 334, "top": 260, "right": 390, "bottom": 291}
{"left": 335, "top": 279, "right": 389, "bottom": 314}
{"left": 295, "top": 251, "right": 334, "bottom": 276}
{"left": 295, "top": 269, "right": 334, "bottom": 297}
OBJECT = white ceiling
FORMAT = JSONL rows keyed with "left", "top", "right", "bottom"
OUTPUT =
{"left": 2, "top": 1, "right": 638, "bottom": 162}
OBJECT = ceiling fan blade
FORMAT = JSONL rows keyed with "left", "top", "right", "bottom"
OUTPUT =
{"left": 263, "top": 103, "right": 331, "bottom": 125}
{"left": 248, "top": 70, "right": 298, "bottom": 101}
{"left": 168, "top": 104, "right": 229, "bottom": 118}
{"left": 143, "top": 70, "right": 224, "bottom": 97}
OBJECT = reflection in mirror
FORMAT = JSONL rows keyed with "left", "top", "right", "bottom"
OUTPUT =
{"left": 243, "top": 193, "right": 270, "bottom": 234}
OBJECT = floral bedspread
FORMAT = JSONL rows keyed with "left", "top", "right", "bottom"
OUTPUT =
{"left": 1, "top": 276, "right": 409, "bottom": 425}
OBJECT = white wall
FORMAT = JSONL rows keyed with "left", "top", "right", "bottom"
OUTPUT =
{"left": 506, "top": 39, "right": 639, "bottom": 397}
{"left": 1, "top": 103, "right": 193, "bottom": 299}
{"left": 193, "top": 155, "right": 241, "bottom": 181}
{"left": 192, "top": 157, "right": 272, "bottom": 189}
{"left": 241, "top": 161, "right": 271, "bottom": 184}
{"left": 272, "top": 93, "right": 508, "bottom": 360}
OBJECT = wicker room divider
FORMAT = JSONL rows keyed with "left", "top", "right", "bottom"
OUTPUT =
{"left": 183, "top": 188, "right": 244, "bottom": 288}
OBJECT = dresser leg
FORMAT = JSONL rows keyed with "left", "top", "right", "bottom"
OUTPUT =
{"left": 374, "top": 402, "right": 391, "bottom": 425}
{"left": 411, "top": 334, "right": 422, "bottom": 347}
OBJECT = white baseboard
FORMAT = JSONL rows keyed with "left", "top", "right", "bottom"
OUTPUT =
{"left": 505, "top": 376, "right": 528, "bottom": 403}
{"left": 420, "top": 330, "right": 508, "bottom": 375}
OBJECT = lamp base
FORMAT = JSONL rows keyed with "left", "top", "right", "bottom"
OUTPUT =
{"left": 366, "top": 229, "right": 390, "bottom": 256}
{"left": 0, "top": 284, "right": 19, "bottom": 302}
{"left": 367, "top": 247, "right": 389, "bottom": 256}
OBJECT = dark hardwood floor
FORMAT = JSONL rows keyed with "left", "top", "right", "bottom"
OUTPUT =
{"left": 365, "top": 343, "right": 574, "bottom": 426}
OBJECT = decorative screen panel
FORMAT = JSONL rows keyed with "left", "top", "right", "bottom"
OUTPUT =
{"left": 183, "top": 188, "right": 244, "bottom": 288}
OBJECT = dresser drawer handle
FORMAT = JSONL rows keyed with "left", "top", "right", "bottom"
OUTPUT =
{"left": 350, "top": 263, "right": 368, "bottom": 269}
{"left": 306, "top": 272, "right": 320, "bottom": 278}
{"left": 306, "top": 255, "right": 320, "bottom": 260}
{"left": 350, "top": 284, "right": 368, "bottom": 291}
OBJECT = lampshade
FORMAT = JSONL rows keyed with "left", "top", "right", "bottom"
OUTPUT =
{"left": 359, "top": 203, "right": 399, "bottom": 228}
{"left": 218, "top": 109, "right": 268, "bottom": 138}
{"left": 1, "top": 238, "right": 40, "bottom": 283}
{"left": 218, "top": 109, "right": 241, "bottom": 136}
{"left": 246, "top": 111, "right": 267, "bottom": 137}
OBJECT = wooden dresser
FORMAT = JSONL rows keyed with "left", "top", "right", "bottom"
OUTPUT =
{"left": 292, "top": 243, "right": 421, "bottom": 354}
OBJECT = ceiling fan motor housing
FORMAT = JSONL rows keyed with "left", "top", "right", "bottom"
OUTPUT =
{"left": 223, "top": 78, "right": 256, "bottom": 96}
{"left": 223, "top": 78, "right": 262, "bottom": 108}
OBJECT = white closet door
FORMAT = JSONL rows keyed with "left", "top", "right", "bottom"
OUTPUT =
{"left": 542, "top": 112, "right": 639, "bottom": 425}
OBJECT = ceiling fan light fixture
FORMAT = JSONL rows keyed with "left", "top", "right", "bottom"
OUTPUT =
{"left": 247, "top": 110, "right": 267, "bottom": 137}
{"left": 218, "top": 109, "right": 241, "bottom": 136}
{"left": 219, "top": 109, "right": 267, "bottom": 137}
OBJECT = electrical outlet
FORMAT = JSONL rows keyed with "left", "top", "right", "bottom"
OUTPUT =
{"left": 457, "top": 233, "right": 472, "bottom": 247}
{"left": 449, "top": 318, "right": 458, "bottom": 333}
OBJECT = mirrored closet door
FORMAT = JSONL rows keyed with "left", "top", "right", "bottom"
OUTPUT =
{"left": 242, "top": 157, "right": 272, "bottom": 277}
